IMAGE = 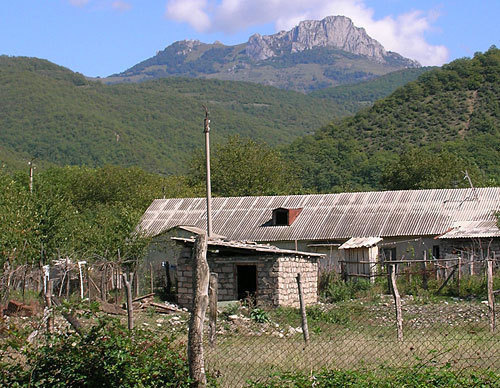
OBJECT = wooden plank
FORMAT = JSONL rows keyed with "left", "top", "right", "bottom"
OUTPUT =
{"left": 132, "top": 293, "right": 155, "bottom": 303}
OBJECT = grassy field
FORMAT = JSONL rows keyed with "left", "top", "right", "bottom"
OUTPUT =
{"left": 204, "top": 296, "right": 500, "bottom": 387}
{"left": 1, "top": 292, "right": 499, "bottom": 387}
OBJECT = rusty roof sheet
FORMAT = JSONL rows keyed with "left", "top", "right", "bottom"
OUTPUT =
{"left": 138, "top": 188, "right": 500, "bottom": 242}
{"left": 339, "top": 237, "right": 383, "bottom": 249}
{"left": 437, "top": 220, "right": 500, "bottom": 239}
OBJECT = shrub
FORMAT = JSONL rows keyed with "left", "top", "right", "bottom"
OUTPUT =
{"left": 250, "top": 308, "right": 270, "bottom": 324}
{"left": 306, "top": 306, "right": 349, "bottom": 325}
{"left": 319, "top": 272, "right": 373, "bottom": 302}
{"left": 1, "top": 317, "right": 194, "bottom": 387}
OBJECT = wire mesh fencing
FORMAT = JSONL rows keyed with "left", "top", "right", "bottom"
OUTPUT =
{"left": 203, "top": 269, "right": 500, "bottom": 387}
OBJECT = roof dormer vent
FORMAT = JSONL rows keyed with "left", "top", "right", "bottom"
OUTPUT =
{"left": 272, "top": 207, "right": 302, "bottom": 226}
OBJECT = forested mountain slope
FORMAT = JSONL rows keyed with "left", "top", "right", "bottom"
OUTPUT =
{"left": 0, "top": 56, "right": 344, "bottom": 173}
{"left": 284, "top": 47, "right": 500, "bottom": 192}
{"left": 310, "top": 67, "right": 434, "bottom": 114}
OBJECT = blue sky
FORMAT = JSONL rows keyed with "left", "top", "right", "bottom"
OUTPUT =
{"left": 1, "top": 1, "right": 498, "bottom": 77}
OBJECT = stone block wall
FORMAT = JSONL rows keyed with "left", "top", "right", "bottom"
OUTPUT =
{"left": 176, "top": 246, "right": 318, "bottom": 309}
{"left": 276, "top": 256, "right": 318, "bottom": 307}
{"left": 176, "top": 247, "right": 193, "bottom": 307}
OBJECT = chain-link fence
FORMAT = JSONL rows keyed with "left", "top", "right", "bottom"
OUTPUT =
{"left": 203, "top": 264, "right": 500, "bottom": 387}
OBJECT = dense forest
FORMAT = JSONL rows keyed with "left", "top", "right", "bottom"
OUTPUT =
{"left": 0, "top": 56, "right": 346, "bottom": 173}
{"left": 284, "top": 47, "right": 500, "bottom": 192}
{"left": 2, "top": 48, "right": 500, "bottom": 267}
{"left": 310, "top": 67, "right": 434, "bottom": 114}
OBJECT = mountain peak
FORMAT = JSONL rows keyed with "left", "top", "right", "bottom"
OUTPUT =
{"left": 246, "top": 15, "right": 419, "bottom": 67}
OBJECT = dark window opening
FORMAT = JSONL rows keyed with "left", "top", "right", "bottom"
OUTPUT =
{"left": 382, "top": 248, "right": 396, "bottom": 261}
{"left": 274, "top": 210, "right": 288, "bottom": 226}
{"left": 237, "top": 265, "right": 257, "bottom": 300}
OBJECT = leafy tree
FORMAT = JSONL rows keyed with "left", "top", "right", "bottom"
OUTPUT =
{"left": 381, "top": 148, "right": 487, "bottom": 190}
{"left": 189, "top": 136, "right": 302, "bottom": 196}
{"left": 0, "top": 166, "right": 197, "bottom": 267}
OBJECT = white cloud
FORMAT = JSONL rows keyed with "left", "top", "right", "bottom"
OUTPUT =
{"left": 166, "top": 0, "right": 211, "bottom": 32}
{"left": 164, "top": 0, "right": 449, "bottom": 66}
{"left": 112, "top": 1, "right": 132, "bottom": 12}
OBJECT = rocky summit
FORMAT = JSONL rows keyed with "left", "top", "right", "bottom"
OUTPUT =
{"left": 246, "top": 15, "right": 418, "bottom": 67}
{"left": 108, "top": 15, "right": 420, "bottom": 92}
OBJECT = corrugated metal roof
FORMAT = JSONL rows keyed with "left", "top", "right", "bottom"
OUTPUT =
{"left": 171, "top": 237, "right": 325, "bottom": 257}
{"left": 339, "top": 237, "right": 383, "bottom": 249}
{"left": 138, "top": 188, "right": 500, "bottom": 242}
{"left": 438, "top": 220, "right": 500, "bottom": 239}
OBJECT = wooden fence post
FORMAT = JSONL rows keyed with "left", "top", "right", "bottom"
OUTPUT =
{"left": 487, "top": 258, "right": 495, "bottom": 333}
{"left": 122, "top": 273, "right": 134, "bottom": 330}
{"left": 100, "top": 264, "right": 107, "bottom": 301}
{"left": 188, "top": 233, "right": 209, "bottom": 388}
{"left": 296, "top": 273, "right": 310, "bottom": 346}
{"left": 421, "top": 250, "right": 428, "bottom": 290}
{"left": 150, "top": 263, "right": 154, "bottom": 294}
{"left": 134, "top": 270, "right": 139, "bottom": 298}
{"left": 45, "top": 279, "right": 54, "bottom": 334}
{"left": 390, "top": 264, "right": 403, "bottom": 341}
{"left": 209, "top": 272, "right": 218, "bottom": 347}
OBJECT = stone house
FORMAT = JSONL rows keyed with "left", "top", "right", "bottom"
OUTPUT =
{"left": 172, "top": 237, "right": 322, "bottom": 308}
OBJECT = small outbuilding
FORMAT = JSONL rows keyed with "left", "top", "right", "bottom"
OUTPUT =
{"left": 338, "top": 237, "right": 382, "bottom": 281}
{"left": 173, "top": 237, "right": 323, "bottom": 308}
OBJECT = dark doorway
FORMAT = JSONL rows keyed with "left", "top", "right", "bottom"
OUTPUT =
{"left": 237, "top": 265, "right": 257, "bottom": 300}
{"left": 383, "top": 248, "right": 397, "bottom": 261}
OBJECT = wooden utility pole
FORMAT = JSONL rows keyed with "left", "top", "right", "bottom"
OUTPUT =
{"left": 203, "top": 106, "right": 212, "bottom": 238}
{"left": 208, "top": 272, "right": 218, "bottom": 347}
{"left": 188, "top": 233, "right": 209, "bottom": 388}
{"left": 122, "top": 273, "right": 134, "bottom": 330}
{"left": 390, "top": 264, "right": 403, "bottom": 341}
{"left": 296, "top": 273, "right": 310, "bottom": 346}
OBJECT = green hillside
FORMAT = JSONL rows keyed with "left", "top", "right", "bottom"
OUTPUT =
{"left": 0, "top": 56, "right": 347, "bottom": 173}
{"left": 309, "top": 67, "right": 435, "bottom": 114}
{"left": 284, "top": 47, "right": 500, "bottom": 192}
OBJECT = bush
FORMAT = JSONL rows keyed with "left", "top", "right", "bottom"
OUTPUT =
{"left": 319, "top": 272, "right": 373, "bottom": 302}
{"left": 306, "top": 305, "right": 350, "bottom": 325}
{"left": 250, "top": 308, "right": 270, "bottom": 324}
{"left": 1, "top": 317, "right": 193, "bottom": 387}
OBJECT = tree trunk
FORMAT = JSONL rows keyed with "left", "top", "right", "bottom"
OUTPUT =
{"left": 188, "top": 233, "right": 209, "bottom": 388}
